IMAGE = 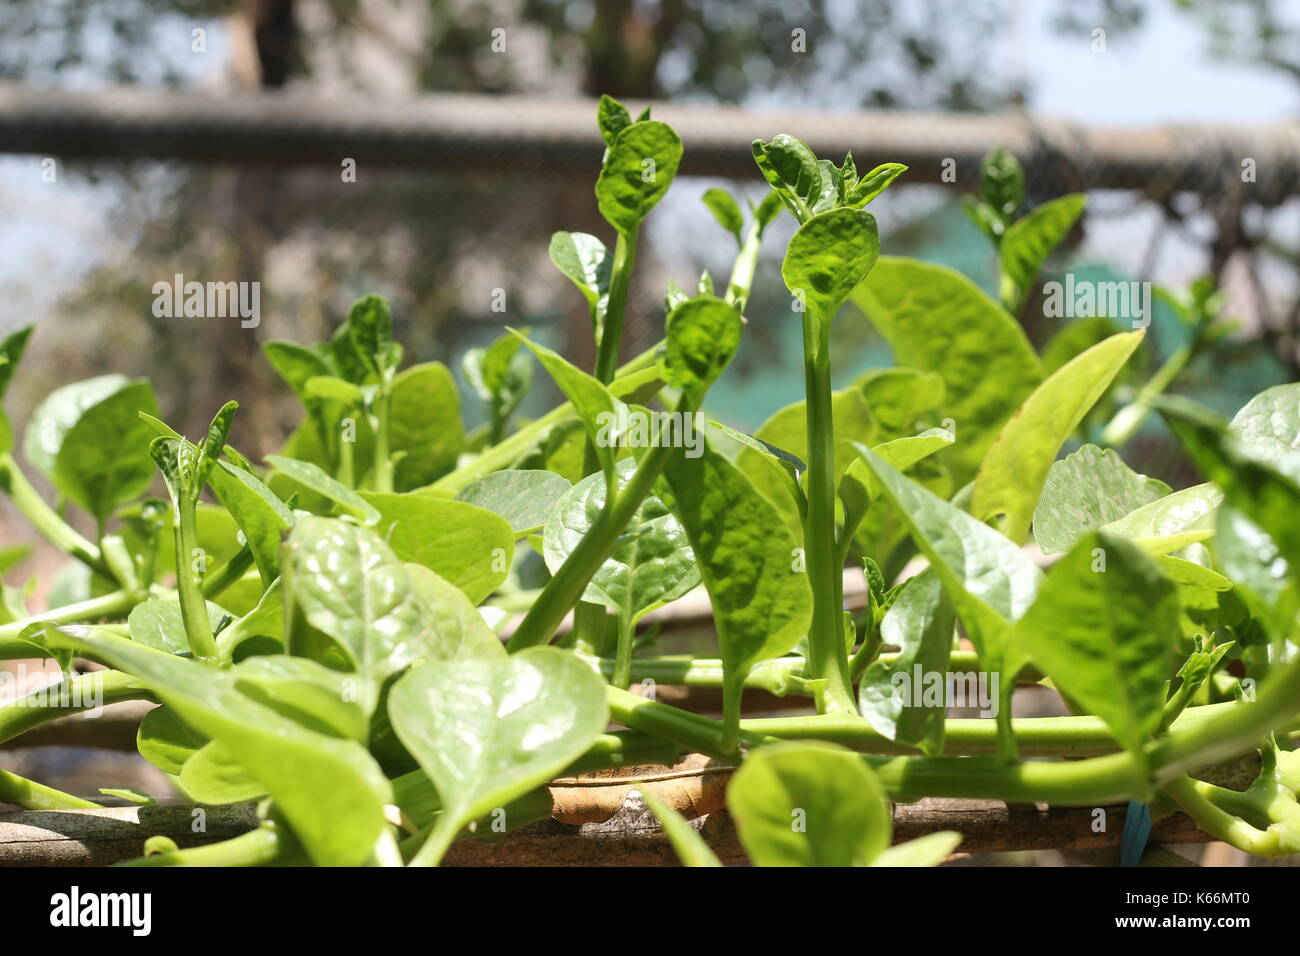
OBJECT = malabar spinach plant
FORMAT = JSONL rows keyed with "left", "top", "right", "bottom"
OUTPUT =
{"left": 2, "top": 96, "right": 1300, "bottom": 868}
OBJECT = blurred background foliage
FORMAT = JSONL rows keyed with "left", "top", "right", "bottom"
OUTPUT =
{"left": 1, "top": 0, "right": 1298, "bottom": 493}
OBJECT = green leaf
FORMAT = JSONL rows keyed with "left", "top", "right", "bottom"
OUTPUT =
{"left": 839, "top": 428, "right": 955, "bottom": 541}
{"left": 544, "top": 459, "right": 698, "bottom": 625}
{"left": 854, "top": 367, "right": 946, "bottom": 435}
{"left": 303, "top": 375, "right": 365, "bottom": 406}
{"left": 1013, "top": 532, "right": 1177, "bottom": 782}
{"left": 1033, "top": 444, "right": 1171, "bottom": 554}
{"left": 1215, "top": 508, "right": 1295, "bottom": 643}
{"left": 404, "top": 564, "right": 506, "bottom": 660}
{"left": 1228, "top": 383, "right": 1300, "bottom": 464}
{"left": 180, "top": 741, "right": 266, "bottom": 804}
{"left": 338, "top": 294, "right": 399, "bottom": 380}
{"left": 388, "top": 362, "right": 464, "bottom": 491}
{"left": 999, "top": 193, "right": 1086, "bottom": 298}
{"left": 980, "top": 146, "right": 1024, "bottom": 221}
{"left": 216, "top": 578, "right": 285, "bottom": 655}
{"left": 137, "top": 705, "right": 207, "bottom": 775}
{"left": 1158, "top": 396, "right": 1300, "bottom": 580}
{"left": 359, "top": 492, "right": 514, "bottom": 604}
{"left": 846, "top": 162, "right": 908, "bottom": 207}
{"left": 208, "top": 460, "right": 294, "bottom": 585}
{"left": 858, "top": 569, "right": 955, "bottom": 755}
{"left": 701, "top": 187, "right": 744, "bottom": 242}
{"left": 781, "top": 207, "right": 879, "bottom": 332}
{"left": 513, "top": 333, "right": 622, "bottom": 485}
{"left": 266, "top": 454, "right": 380, "bottom": 523}
{"left": 98, "top": 788, "right": 156, "bottom": 806}
{"left": 595, "top": 121, "right": 683, "bottom": 235}
{"left": 973, "top": 331, "right": 1145, "bottom": 544}
{"left": 641, "top": 789, "right": 722, "bottom": 867}
{"left": 389, "top": 647, "right": 609, "bottom": 865}
{"left": 0, "top": 325, "right": 33, "bottom": 399}
{"left": 870, "top": 831, "right": 962, "bottom": 867}
{"left": 596, "top": 94, "right": 632, "bottom": 147}
{"left": 549, "top": 232, "right": 612, "bottom": 330}
{"left": 657, "top": 296, "right": 743, "bottom": 405}
{"left": 231, "top": 655, "right": 370, "bottom": 742}
{"left": 751, "top": 190, "right": 786, "bottom": 231}
{"left": 660, "top": 439, "right": 811, "bottom": 721}
{"left": 263, "top": 341, "right": 331, "bottom": 400}
{"left": 851, "top": 258, "right": 1042, "bottom": 479}
{"left": 728, "top": 742, "right": 891, "bottom": 866}
{"left": 127, "top": 596, "right": 228, "bottom": 657}
{"left": 23, "top": 374, "right": 133, "bottom": 478}
{"left": 855, "top": 444, "right": 1043, "bottom": 673}
{"left": 751, "top": 134, "right": 822, "bottom": 220}
{"left": 50, "top": 381, "right": 161, "bottom": 521}
{"left": 45, "top": 627, "right": 390, "bottom": 866}
{"left": 283, "top": 516, "right": 502, "bottom": 714}
{"left": 1099, "top": 481, "right": 1222, "bottom": 553}
{"left": 455, "top": 469, "right": 571, "bottom": 537}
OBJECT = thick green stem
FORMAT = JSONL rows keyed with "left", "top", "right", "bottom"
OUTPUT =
{"left": 507, "top": 399, "right": 690, "bottom": 651}
{"left": 608, "top": 647, "right": 1300, "bottom": 806}
{"left": 720, "top": 673, "right": 745, "bottom": 755}
{"left": 430, "top": 347, "right": 660, "bottom": 496}
{"left": 408, "top": 813, "right": 460, "bottom": 867}
{"left": 371, "top": 380, "right": 395, "bottom": 494}
{"left": 174, "top": 493, "right": 218, "bottom": 663}
{"left": 0, "top": 669, "right": 150, "bottom": 744}
{"left": 1162, "top": 775, "right": 1290, "bottom": 856}
{"left": 611, "top": 614, "right": 634, "bottom": 690}
{"left": 0, "top": 767, "right": 101, "bottom": 810}
{"left": 594, "top": 228, "right": 639, "bottom": 384}
{"left": 338, "top": 429, "right": 355, "bottom": 487}
{"left": 118, "top": 826, "right": 289, "bottom": 867}
{"left": 0, "top": 590, "right": 144, "bottom": 659}
{"left": 801, "top": 319, "right": 855, "bottom": 714}
{"left": 0, "top": 453, "right": 104, "bottom": 572}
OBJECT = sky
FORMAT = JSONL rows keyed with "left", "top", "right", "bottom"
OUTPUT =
{"left": 1016, "top": 0, "right": 1299, "bottom": 124}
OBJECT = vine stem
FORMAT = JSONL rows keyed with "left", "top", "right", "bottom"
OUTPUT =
{"left": 118, "top": 826, "right": 288, "bottom": 867}
{"left": 801, "top": 318, "right": 856, "bottom": 715}
{"left": 507, "top": 396, "right": 691, "bottom": 651}
{"left": 0, "top": 453, "right": 105, "bottom": 572}
{"left": 0, "top": 669, "right": 150, "bottom": 744}
{"left": 174, "top": 492, "right": 218, "bottom": 663}
{"left": 608, "top": 645, "right": 1300, "bottom": 806}
{"left": 371, "top": 373, "right": 395, "bottom": 494}
{"left": 594, "top": 228, "right": 638, "bottom": 384}
{"left": 0, "top": 590, "right": 145, "bottom": 660}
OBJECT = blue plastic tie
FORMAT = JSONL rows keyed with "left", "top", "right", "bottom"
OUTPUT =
{"left": 1119, "top": 800, "right": 1153, "bottom": 867}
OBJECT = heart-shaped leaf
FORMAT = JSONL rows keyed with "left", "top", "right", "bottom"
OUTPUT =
{"left": 1033, "top": 444, "right": 1170, "bottom": 554}
{"left": 728, "top": 742, "right": 891, "bottom": 867}
{"left": 389, "top": 647, "right": 608, "bottom": 865}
